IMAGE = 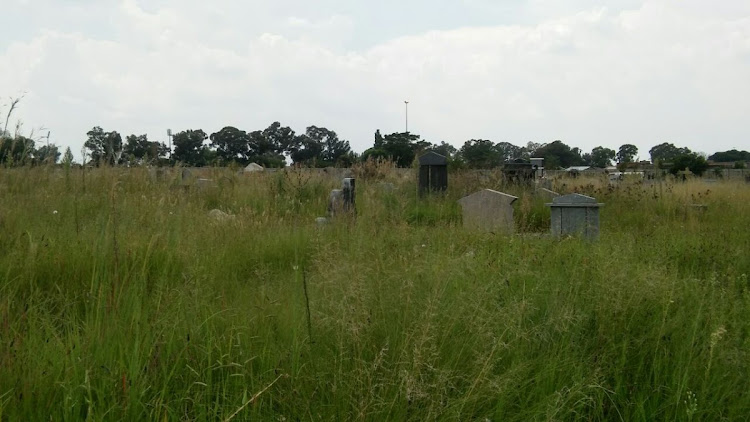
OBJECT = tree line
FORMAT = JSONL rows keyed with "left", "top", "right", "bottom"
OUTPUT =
{"left": 1, "top": 122, "right": 747, "bottom": 176}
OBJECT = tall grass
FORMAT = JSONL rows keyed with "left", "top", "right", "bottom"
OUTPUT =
{"left": 1, "top": 167, "right": 749, "bottom": 420}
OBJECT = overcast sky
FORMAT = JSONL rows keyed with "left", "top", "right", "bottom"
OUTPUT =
{"left": 1, "top": 0, "right": 749, "bottom": 161}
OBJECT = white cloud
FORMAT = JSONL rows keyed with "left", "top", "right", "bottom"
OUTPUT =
{"left": 1, "top": 0, "right": 749, "bottom": 161}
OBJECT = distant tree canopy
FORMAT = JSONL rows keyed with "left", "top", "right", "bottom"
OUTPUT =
{"left": 708, "top": 149, "right": 750, "bottom": 162}
{"left": 209, "top": 126, "right": 250, "bottom": 165}
{"left": 534, "top": 140, "right": 585, "bottom": 169}
{"left": 460, "top": 139, "right": 501, "bottom": 169}
{"left": 649, "top": 142, "right": 691, "bottom": 164}
{"left": 0, "top": 136, "right": 35, "bottom": 166}
{"left": 62, "top": 147, "right": 74, "bottom": 166}
{"left": 362, "top": 131, "right": 421, "bottom": 167}
{"left": 35, "top": 144, "right": 61, "bottom": 164}
{"left": 670, "top": 152, "right": 709, "bottom": 176}
{"left": 617, "top": 144, "right": 639, "bottom": 165}
{"left": 64, "top": 121, "right": 743, "bottom": 172}
{"left": 84, "top": 126, "right": 123, "bottom": 166}
{"left": 289, "top": 126, "right": 352, "bottom": 167}
{"left": 427, "top": 141, "right": 457, "bottom": 159}
{"left": 590, "top": 146, "right": 616, "bottom": 168}
{"left": 123, "top": 134, "right": 168, "bottom": 164}
{"left": 172, "top": 129, "right": 210, "bottom": 167}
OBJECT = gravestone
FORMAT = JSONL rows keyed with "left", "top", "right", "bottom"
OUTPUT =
{"left": 181, "top": 168, "right": 193, "bottom": 183}
{"left": 457, "top": 189, "right": 518, "bottom": 233}
{"left": 378, "top": 182, "right": 395, "bottom": 193}
{"left": 342, "top": 178, "right": 355, "bottom": 213}
{"left": 195, "top": 178, "right": 218, "bottom": 192}
{"left": 327, "top": 178, "right": 356, "bottom": 217}
{"left": 546, "top": 193, "right": 603, "bottom": 240}
{"left": 243, "top": 162, "right": 264, "bottom": 173}
{"left": 418, "top": 151, "right": 448, "bottom": 194}
{"left": 530, "top": 157, "right": 544, "bottom": 179}
{"left": 327, "top": 189, "right": 344, "bottom": 217}
{"left": 208, "top": 209, "right": 236, "bottom": 223}
{"left": 536, "top": 187, "right": 560, "bottom": 200}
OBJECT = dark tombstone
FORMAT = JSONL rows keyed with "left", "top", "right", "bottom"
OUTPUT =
{"left": 546, "top": 193, "right": 604, "bottom": 240}
{"left": 530, "top": 157, "right": 544, "bottom": 179}
{"left": 502, "top": 159, "right": 534, "bottom": 184}
{"left": 328, "top": 178, "right": 356, "bottom": 218}
{"left": 342, "top": 178, "right": 356, "bottom": 213}
{"left": 418, "top": 151, "right": 448, "bottom": 194}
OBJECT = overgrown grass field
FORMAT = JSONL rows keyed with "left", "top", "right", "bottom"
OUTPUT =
{"left": 1, "top": 166, "right": 749, "bottom": 421}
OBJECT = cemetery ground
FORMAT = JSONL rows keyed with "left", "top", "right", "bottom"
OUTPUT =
{"left": 1, "top": 165, "right": 749, "bottom": 421}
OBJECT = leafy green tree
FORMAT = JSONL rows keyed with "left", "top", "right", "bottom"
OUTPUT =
{"left": 428, "top": 141, "right": 457, "bottom": 159}
{"left": 734, "top": 161, "right": 747, "bottom": 169}
{"left": 123, "top": 134, "right": 168, "bottom": 165}
{"left": 590, "top": 146, "right": 616, "bottom": 168}
{"left": 308, "top": 126, "right": 351, "bottom": 165}
{"left": 616, "top": 144, "right": 638, "bottom": 170}
{"left": 84, "top": 126, "right": 123, "bottom": 165}
{"left": 383, "top": 132, "right": 420, "bottom": 167}
{"left": 617, "top": 144, "right": 638, "bottom": 164}
{"left": 62, "top": 147, "right": 74, "bottom": 166}
{"left": 670, "top": 152, "right": 709, "bottom": 176}
{"left": 524, "top": 141, "right": 544, "bottom": 158}
{"left": 362, "top": 131, "right": 420, "bottom": 167}
{"left": 293, "top": 126, "right": 352, "bottom": 167}
{"left": 459, "top": 139, "right": 501, "bottom": 168}
{"left": 36, "top": 144, "right": 61, "bottom": 164}
{"left": 243, "top": 122, "right": 295, "bottom": 167}
{"left": 649, "top": 142, "right": 690, "bottom": 164}
{"left": 288, "top": 133, "right": 324, "bottom": 165}
{"left": 708, "top": 149, "right": 750, "bottom": 162}
{"left": 261, "top": 122, "right": 295, "bottom": 155}
{"left": 0, "top": 135, "right": 35, "bottom": 166}
{"left": 533, "top": 140, "right": 585, "bottom": 169}
{"left": 210, "top": 126, "right": 250, "bottom": 165}
{"left": 172, "top": 129, "right": 209, "bottom": 166}
{"left": 495, "top": 142, "right": 524, "bottom": 162}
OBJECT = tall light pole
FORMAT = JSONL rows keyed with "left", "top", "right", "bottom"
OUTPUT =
{"left": 404, "top": 100, "right": 409, "bottom": 133}
{"left": 45, "top": 131, "right": 51, "bottom": 164}
{"left": 167, "top": 129, "right": 172, "bottom": 160}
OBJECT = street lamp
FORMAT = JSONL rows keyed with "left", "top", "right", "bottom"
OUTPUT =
{"left": 404, "top": 100, "right": 409, "bottom": 133}
{"left": 167, "top": 129, "right": 172, "bottom": 160}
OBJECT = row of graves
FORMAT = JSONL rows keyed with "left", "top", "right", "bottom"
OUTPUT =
{"left": 324, "top": 152, "right": 603, "bottom": 240}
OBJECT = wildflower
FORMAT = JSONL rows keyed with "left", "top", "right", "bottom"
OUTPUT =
{"left": 52, "top": 210, "right": 58, "bottom": 214}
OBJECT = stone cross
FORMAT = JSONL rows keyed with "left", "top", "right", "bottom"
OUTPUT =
{"left": 457, "top": 189, "right": 518, "bottom": 233}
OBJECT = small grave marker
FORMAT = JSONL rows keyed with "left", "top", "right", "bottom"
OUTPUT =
{"left": 342, "top": 178, "right": 355, "bottom": 213}
{"left": 546, "top": 193, "right": 603, "bottom": 240}
{"left": 418, "top": 152, "right": 448, "bottom": 194}
{"left": 457, "top": 189, "right": 518, "bottom": 233}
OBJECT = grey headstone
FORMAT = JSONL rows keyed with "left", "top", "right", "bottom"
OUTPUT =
{"left": 536, "top": 187, "right": 560, "bottom": 200}
{"left": 378, "top": 182, "right": 395, "bottom": 193}
{"left": 546, "top": 193, "right": 603, "bottom": 240}
{"left": 457, "top": 189, "right": 518, "bottom": 233}
{"left": 328, "top": 189, "right": 344, "bottom": 217}
{"left": 342, "top": 178, "right": 356, "bottom": 213}
{"left": 315, "top": 217, "right": 329, "bottom": 226}
{"left": 208, "top": 209, "right": 236, "bottom": 222}
{"left": 195, "top": 178, "right": 218, "bottom": 191}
